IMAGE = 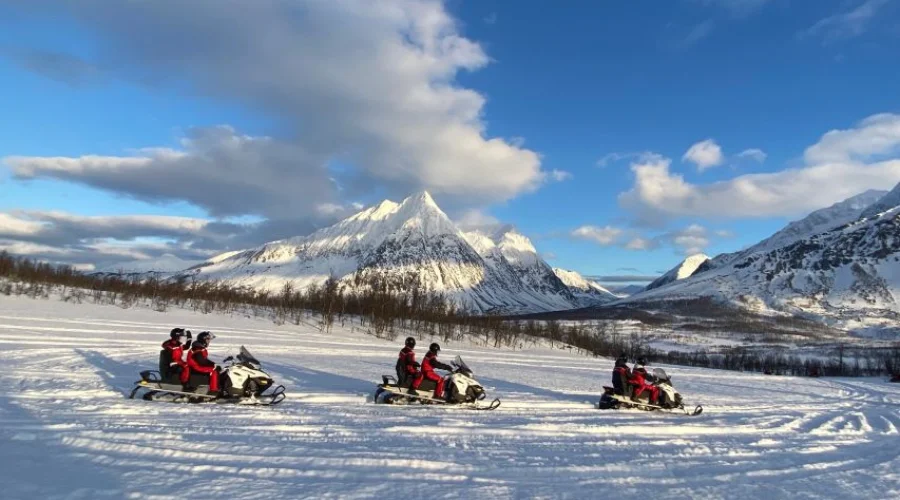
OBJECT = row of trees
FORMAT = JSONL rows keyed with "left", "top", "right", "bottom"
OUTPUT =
{"left": 1, "top": 251, "right": 898, "bottom": 377}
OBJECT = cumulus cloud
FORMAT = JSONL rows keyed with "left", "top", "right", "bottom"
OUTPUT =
{"left": 571, "top": 225, "right": 624, "bottom": 246}
{"left": 0, "top": 210, "right": 326, "bottom": 270}
{"left": 736, "top": 148, "right": 767, "bottom": 163}
{"left": 683, "top": 139, "right": 724, "bottom": 171}
{"left": 625, "top": 237, "right": 655, "bottom": 251}
{"left": 802, "top": 0, "right": 889, "bottom": 43}
{"left": 3, "top": 0, "right": 545, "bottom": 217}
{"left": 620, "top": 113, "right": 900, "bottom": 219}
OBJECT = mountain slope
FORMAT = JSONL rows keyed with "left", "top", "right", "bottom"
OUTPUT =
{"left": 644, "top": 254, "right": 710, "bottom": 291}
{"left": 707, "top": 190, "right": 887, "bottom": 270}
{"left": 180, "top": 192, "right": 577, "bottom": 314}
{"left": 552, "top": 268, "right": 620, "bottom": 306}
{"left": 632, "top": 186, "right": 900, "bottom": 333}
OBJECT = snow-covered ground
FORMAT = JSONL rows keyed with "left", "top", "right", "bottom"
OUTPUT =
{"left": 1, "top": 295, "right": 899, "bottom": 499}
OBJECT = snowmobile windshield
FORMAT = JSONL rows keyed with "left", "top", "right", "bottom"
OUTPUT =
{"left": 652, "top": 368, "right": 669, "bottom": 382}
{"left": 238, "top": 346, "right": 261, "bottom": 367}
{"left": 453, "top": 356, "right": 473, "bottom": 376}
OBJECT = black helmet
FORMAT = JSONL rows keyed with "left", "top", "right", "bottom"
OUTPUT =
{"left": 429, "top": 343, "right": 441, "bottom": 352}
{"left": 637, "top": 357, "right": 648, "bottom": 366}
{"left": 169, "top": 328, "right": 185, "bottom": 340}
{"left": 405, "top": 337, "right": 416, "bottom": 349}
{"left": 197, "top": 331, "right": 215, "bottom": 347}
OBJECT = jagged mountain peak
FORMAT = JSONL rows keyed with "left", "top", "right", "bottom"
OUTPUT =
{"left": 178, "top": 191, "right": 578, "bottom": 314}
{"left": 644, "top": 253, "right": 710, "bottom": 291}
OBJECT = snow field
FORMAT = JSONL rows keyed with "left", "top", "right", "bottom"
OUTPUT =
{"left": 1, "top": 295, "right": 899, "bottom": 499}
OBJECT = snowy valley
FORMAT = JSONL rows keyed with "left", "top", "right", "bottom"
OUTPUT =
{"left": 1, "top": 294, "right": 899, "bottom": 499}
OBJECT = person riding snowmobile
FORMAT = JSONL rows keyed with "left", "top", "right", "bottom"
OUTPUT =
{"left": 421, "top": 343, "right": 453, "bottom": 399}
{"left": 628, "top": 356, "right": 659, "bottom": 405}
{"left": 632, "top": 357, "right": 656, "bottom": 383}
{"left": 160, "top": 328, "right": 192, "bottom": 385}
{"left": 396, "top": 337, "right": 423, "bottom": 394}
{"left": 187, "top": 331, "right": 220, "bottom": 396}
{"left": 612, "top": 353, "right": 631, "bottom": 396}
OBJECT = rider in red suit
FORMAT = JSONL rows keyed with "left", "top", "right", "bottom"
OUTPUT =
{"left": 161, "top": 328, "right": 191, "bottom": 384}
{"left": 187, "top": 331, "right": 219, "bottom": 395}
{"left": 421, "top": 343, "right": 453, "bottom": 399}
{"left": 628, "top": 357, "right": 659, "bottom": 405}
{"left": 397, "top": 337, "right": 424, "bottom": 395}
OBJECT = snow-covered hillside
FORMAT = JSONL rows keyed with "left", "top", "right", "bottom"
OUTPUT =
{"left": 644, "top": 253, "right": 710, "bottom": 291}
{"left": 179, "top": 192, "right": 577, "bottom": 314}
{"left": 552, "top": 267, "right": 620, "bottom": 306}
{"left": 709, "top": 189, "right": 887, "bottom": 269}
{"left": 632, "top": 185, "right": 900, "bottom": 333}
{"left": 2, "top": 295, "right": 899, "bottom": 498}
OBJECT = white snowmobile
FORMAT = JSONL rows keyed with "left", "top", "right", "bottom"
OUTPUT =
{"left": 374, "top": 355, "right": 500, "bottom": 411}
{"left": 130, "top": 346, "right": 286, "bottom": 406}
{"left": 598, "top": 367, "right": 702, "bottom": 416}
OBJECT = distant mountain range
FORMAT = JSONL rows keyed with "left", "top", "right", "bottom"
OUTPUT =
{"left": 625, "top": 184, "right": 900, "bottom": 333}
{"left": 176, "top": 192, "right": 613, "bottom": 314}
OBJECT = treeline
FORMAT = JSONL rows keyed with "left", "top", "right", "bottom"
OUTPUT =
{"left": 2, "top": 251, "right": 899, "bottom": 378}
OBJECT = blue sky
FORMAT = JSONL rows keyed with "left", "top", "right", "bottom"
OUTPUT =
{"left": 1, "top": 0, "right": 899, "bottom": 282}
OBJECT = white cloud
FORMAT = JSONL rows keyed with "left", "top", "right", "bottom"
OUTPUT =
{"left": 804, "top": 113, "right": 900, "bottom": 164}
{"left": 683, "top": 139, "right": 724, "bottom": 171}
{"left": 620, "top": 113, "right": 900, "bottom": 219}
{"left": 625, "top": 237, "right": 654, "bottom": 251}
{"left": 802, "top": 0, "right": 889, "bottom": 43}
{"left": 736, "top": 148, "right": 767, "bottom": 163}
{"left": 669, "top": 224, "right": 710, "bottom": 255}
{"left": 550, "top": 169, "right": 573, "bottom": 182}
{"left": 455, "top": 209, "right": 500, "bottom": 230}
{"left": 597, "top": 151, "right": 655, "bottom": 168}
{"left": 572, "top": 225, "right": 623, "bottom": 246}
{"left": 4, "top": 0, "right": 546, "bottom": 216}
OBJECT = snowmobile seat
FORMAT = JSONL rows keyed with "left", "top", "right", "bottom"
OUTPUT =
{"left": 395, "top": 376, "right": 437, "bottom": 392}
{"left": 159, "top": 349, "right": 172, "bottom": 379}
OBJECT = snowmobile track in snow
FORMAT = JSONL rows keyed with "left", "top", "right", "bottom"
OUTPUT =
{"left": 1, "top": 296, "right": 899, "bottom": 499}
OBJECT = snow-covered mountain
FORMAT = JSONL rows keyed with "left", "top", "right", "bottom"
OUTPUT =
{"left": 706, "top": 190, "right": 887, "bottom": 270}
{"left": 179, "top": 192, "right": 578, "bottom": 314}
{"left": 552, "top": 268, "right": 620, "bottom": 306}
{"left": 632, "top": 185, "right": 900, "bottom": 333}
{"left": 644, "top": 254, "right": 710, "bottom": 291}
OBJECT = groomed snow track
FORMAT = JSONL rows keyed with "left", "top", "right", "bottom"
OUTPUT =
{"left": 1, "top": 295, "right": 899, "bottom": 499}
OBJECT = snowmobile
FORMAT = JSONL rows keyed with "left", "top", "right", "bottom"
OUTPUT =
{"left": 598, "top": 367, "right": 702, "bottom": 416}
{"left": 129, "top": 346, "right": 286, "bottom": 406}
{"left": 374, "top": 355, "right": 500, "bottom": 411}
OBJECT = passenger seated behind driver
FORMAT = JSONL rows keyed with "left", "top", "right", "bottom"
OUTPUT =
{"left": 611, "top": 353, "right": 631, "bottom": 396}
{"left": 160, "top": 328, "right": 191, "bottom": 385}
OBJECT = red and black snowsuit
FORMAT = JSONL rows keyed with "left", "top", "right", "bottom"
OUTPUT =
{"left": 397, "top": 346, "right": 422, "bottom": 388}
{"left": 628, "top": 366, "right": 658, "bottom": 404}
{"left": 161, "top": 339, "right": 190, "bottom": 384}
{"left": 421, "top": 350, "right": 452, "bottom": 398}
{"left": 188, "top": 343, "right": 219, "bottom": 392}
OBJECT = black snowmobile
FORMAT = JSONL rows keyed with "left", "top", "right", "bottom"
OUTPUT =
{"left": 374, "top": 355, "right": 500, "bottom": 410}
{"left": 598, "top": 367, "right": 702, "bottom": 416}
{"left": 130, "top": 346, "right": 286, "bottom": 406}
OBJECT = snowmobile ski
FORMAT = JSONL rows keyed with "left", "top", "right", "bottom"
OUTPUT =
{"left": 598, "top": 393, "right": 702, "bottom": 416}
{"left": 130, "top": 379, "right": 287, "bottom": 406}
{"left": 376, "top": 385, "right": 500, "bottom": 411}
